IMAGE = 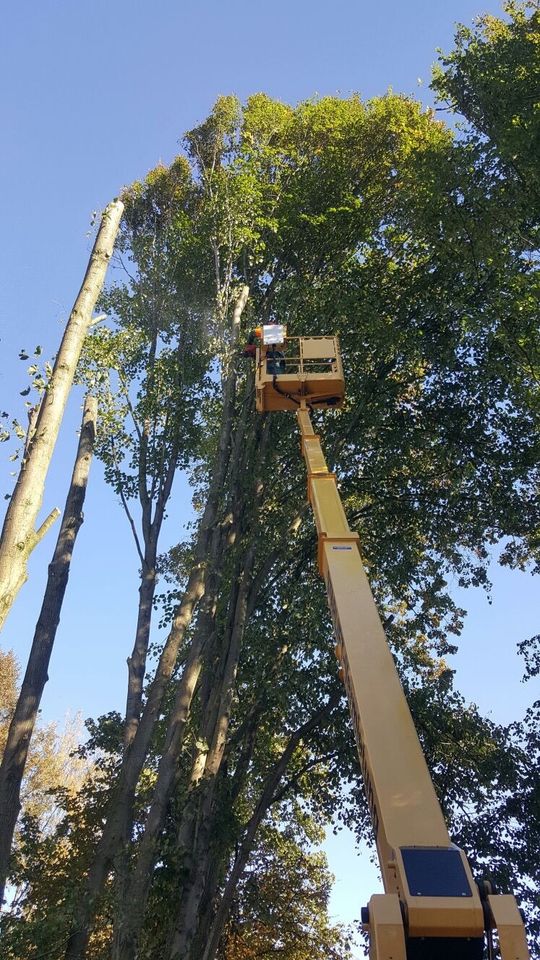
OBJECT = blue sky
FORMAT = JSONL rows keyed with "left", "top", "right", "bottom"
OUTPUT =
{"left": 1, "top": 0, "right": 538, "bottom": 943}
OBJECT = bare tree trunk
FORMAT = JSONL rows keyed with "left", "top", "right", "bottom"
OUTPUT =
{"left": 124, "top": 562, "right": 157, "bottom": 746}
{"left": 164, "top": 426, "right": 271, "bottom": 960}
{"left": 0, "top": 201, "right": 123, "bottom": 632}
{"left": 64, "top": 286, "right": 249, "bottom": 960}
{"left": 122, "top": 323, "right": 160, "bottom": 751}
{"left": 0, "top": 396, "right": 98, "bottom": 903}
{"left": 122, "top": 412, "right": 186, "bottom": 750}
{"left": 113, "top": 328, "right": 193, "bottom": 941}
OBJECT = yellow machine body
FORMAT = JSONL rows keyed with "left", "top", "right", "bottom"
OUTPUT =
{"left": 255, "top": 335, "right": 345, "bottom": 412}
{"left": 258, "top": 334, "right": 530, "bottom": 959}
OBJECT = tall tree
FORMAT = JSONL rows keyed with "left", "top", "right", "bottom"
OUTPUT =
{"left": 81, "top": 161, "right": 214, "bottom": 750}
{"left": 64, "top": 277, "right": 250, "bottom": 960}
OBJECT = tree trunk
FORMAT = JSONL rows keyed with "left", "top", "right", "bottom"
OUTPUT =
{"left": 64, "top": 286, "right": 249, "bottom": 960}
{"left": 114, "top": 639, "right": 209, "bottom": 960}
{"left": 164, "top": 426, "right": 270, "bottom": 960}
{"left": 0, "top": 396, "right": 98, "bottom": 903}
{"left": 199, "top": 695, "right": 340, "bottom": 960}
{"left": 124, "top": 563, "right": 157, "bottom": 746}
{"left": 113, "top": 331, "right": 191, "bottom": 940}
{"left": 111, "top": 378, "right": 259, "bottom": 960}
{"left": 122, "top": 323, "right": 159, "bottom": 751}
{"left": 118, "top": 541, "right": 254, "bottom": 960}
{"left": 122, "top": 412, "right": 187, "bottom": 750}
{"left": 64, "top": 560, "right": 211, "bottom": 960}
{"left": 0, "top": 200, "right": 123, "bottom": 632}
{"left": 119, "top": 380, "right": 264, "bottom": 958}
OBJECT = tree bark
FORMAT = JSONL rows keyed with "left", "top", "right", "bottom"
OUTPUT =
{"left": 0, "top": 201, "right": 123, "bottom": 632}
{"left": 113, "top": 328, "right": 193, "bottom": 939}
{"left": 112, "top": 306, "right": 256, "bottom": 960}
{"left": 124, "top": 562, "right": 157, "bottom": 746}
{"left": 122, "top": 405, "right": 187, "bottom": 750}
{"left": 115, "top": 541, "right": 255, "bottom": 960}
{"left": 0, "top": 396, "right": 98, "bottom": 904}
{"left": 64, "top": 285, "right": 249, "bottom": 960}
{"left": 164, "top": 425, "right": 271, "bottom": 960}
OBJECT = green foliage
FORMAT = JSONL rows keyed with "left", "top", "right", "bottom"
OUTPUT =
{"left": 78, "top": 160, "right": 215, "bottom": 557}
{"left": 1, "top": 777, "right": 114, "bottom": 960}
{"left": 0, "top": 651, "right": 94, "bottom": 959}
{"left": 5, "top": 43, "right": 540, "bottom": 956}
{"left": 0, "top": 650, "right": 89, "bottom": 830}
{"left": 0, "top": 346, "right": 54, "bottom": 477}
{"left": 432, "top": 2, "right": 540, "bottom": 209}
{"left": 219, "top": 823, "right": 352, "bottom": 960}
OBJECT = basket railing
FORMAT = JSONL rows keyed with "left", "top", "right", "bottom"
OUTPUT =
{"left": 259, "top": 337, "right": 339, "bottom": 376}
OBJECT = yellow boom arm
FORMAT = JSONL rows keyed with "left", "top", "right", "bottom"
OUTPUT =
{"left": 296, "top": 402, "right": 529, "bottom": 960}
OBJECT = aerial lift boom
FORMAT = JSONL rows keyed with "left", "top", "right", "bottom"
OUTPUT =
{"left": 255, "top": 330, "right": 530, "bottom": 960}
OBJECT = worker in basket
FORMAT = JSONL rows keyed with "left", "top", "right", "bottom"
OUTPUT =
{"left": 241, "top": 331, "right": 257, "bottom": 359}
{"left": 242, "top": 324, "right": 287, "bottom": 375}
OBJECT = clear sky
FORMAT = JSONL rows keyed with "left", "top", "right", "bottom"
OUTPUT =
{"left": 1, "top": 0, "right": 538, "bottom": 947}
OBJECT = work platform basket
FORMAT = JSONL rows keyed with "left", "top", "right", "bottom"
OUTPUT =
{"left": 255, "top": 335, "right": 345, "bottom": 412}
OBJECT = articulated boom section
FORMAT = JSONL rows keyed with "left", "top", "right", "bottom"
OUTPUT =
{"left": 295, "top": 403, "right": 529, "bottom": 960}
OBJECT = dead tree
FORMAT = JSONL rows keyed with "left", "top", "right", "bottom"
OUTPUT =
{"left": 0, "top": 200, "right": 123, "bottom": 631}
